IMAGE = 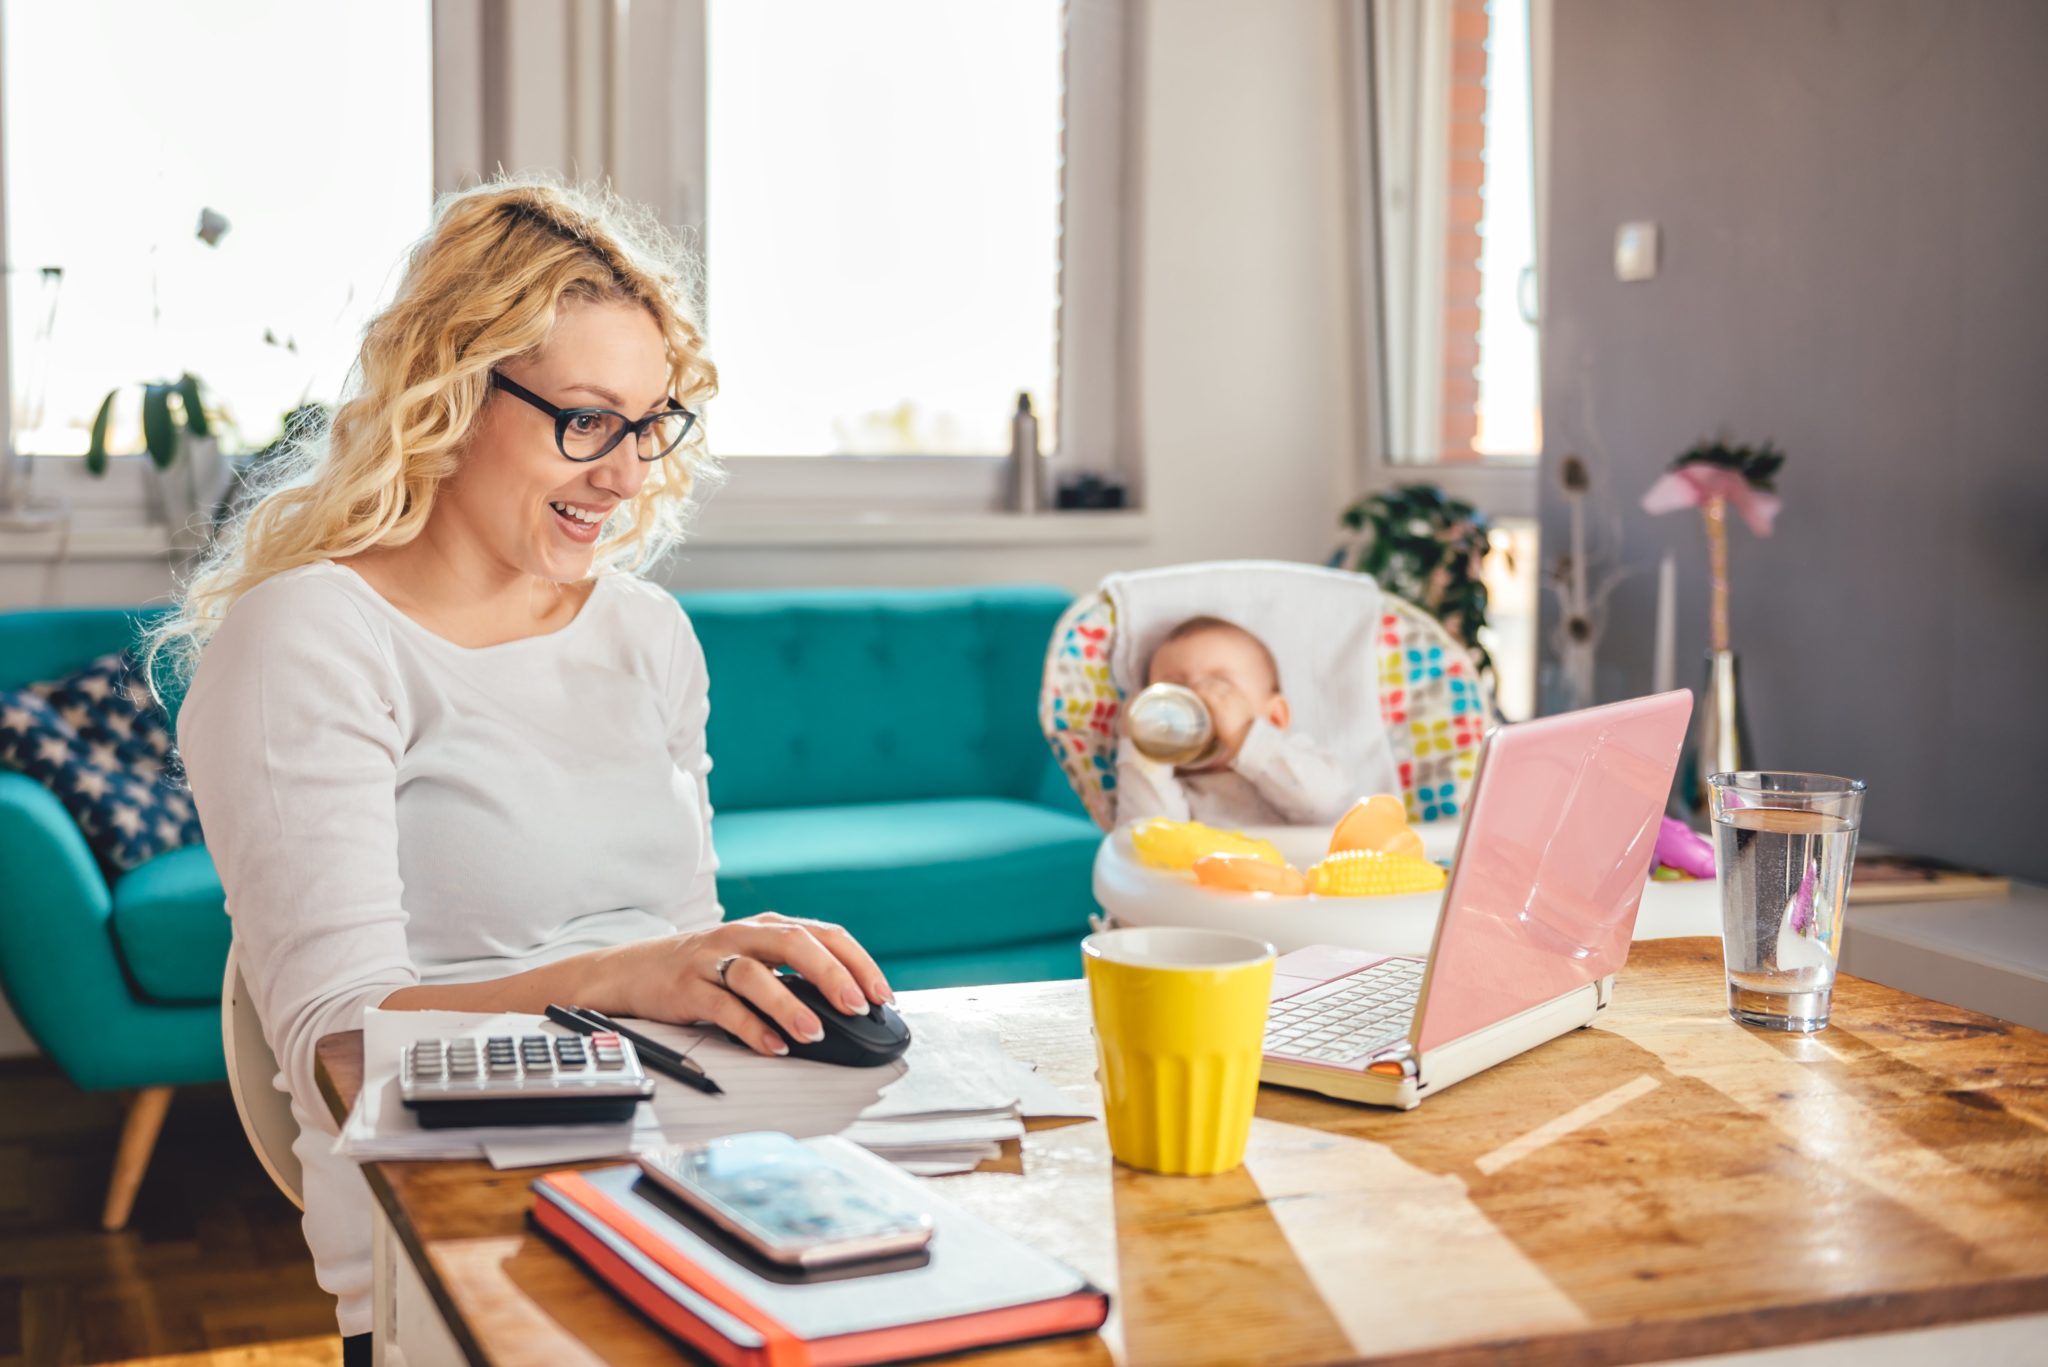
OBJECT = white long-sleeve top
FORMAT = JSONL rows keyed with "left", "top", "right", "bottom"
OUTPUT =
{"left": 176, "top": 560, "right": 720, "bottom": 1334}
{"left": 1113, "top": 718, "right": 1359, "bottom": 828}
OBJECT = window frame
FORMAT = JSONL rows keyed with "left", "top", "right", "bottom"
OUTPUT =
{"left": 434, "top": 0, "right": 1143, "bottom": 520}
{"left": 1340, "top": 0, "right": 1551, "bottom": 523}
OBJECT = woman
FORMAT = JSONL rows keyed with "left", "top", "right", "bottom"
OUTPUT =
{"left": 163, "top": 180, "right": 892, "bottom": 1350}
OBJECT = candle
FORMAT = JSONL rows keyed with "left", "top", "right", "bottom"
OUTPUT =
{"left": 1653, "top": 550, "right": 1677, "bottom": 693}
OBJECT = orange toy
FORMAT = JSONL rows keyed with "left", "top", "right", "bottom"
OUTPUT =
{"left": 1192, "top": 853, "right": 1311, "bottom": 897}
{"left": 1328, "top": 794, "right": 1425, "bottom": 859}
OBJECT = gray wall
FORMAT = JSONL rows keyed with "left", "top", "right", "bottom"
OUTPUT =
{"left": 1540, "top": 0, "right": 2048, "bottom": 880}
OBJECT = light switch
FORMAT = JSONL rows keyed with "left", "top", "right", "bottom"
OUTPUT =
{"left": 1615, "top": 221, "right": 1659, "bottom": 282}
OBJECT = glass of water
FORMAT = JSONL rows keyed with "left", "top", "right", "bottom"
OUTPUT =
{"left": 1708, "top": 771, "right": 1867, "bottom": 1032}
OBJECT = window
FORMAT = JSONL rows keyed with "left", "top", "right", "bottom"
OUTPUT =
{"left": 1368, "top": 0, "right": 1541, "bottom": 467}
{"left": 430, "top": 0, "right": 1135, "bottom": 514}
{"left": 1, "top": 1, "right": 433, "bottom": 465}
{"left": 1478, "top": 519, "right": 1538, "bottom": 719}
{"left": 0, "top": 2, "right": 1127, "bottom": 527}
{"left": 1352, "top": 0, "right": 1548, "bottom": 712}
{"left": 704, "top": 1, "right": 1063, "bottom": 459}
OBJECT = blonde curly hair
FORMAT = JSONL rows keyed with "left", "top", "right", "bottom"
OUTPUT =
{"left": 149, "top": 176, "right": 718, "bottom": 690}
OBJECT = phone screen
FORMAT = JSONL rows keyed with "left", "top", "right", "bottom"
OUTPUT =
{"left": 651, "top": 1133, "right": 932, "bottom": 1257}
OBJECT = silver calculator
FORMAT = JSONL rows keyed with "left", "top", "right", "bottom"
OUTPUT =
{"left": 399, "top": 1032, "right": 655, "bottom": 1128}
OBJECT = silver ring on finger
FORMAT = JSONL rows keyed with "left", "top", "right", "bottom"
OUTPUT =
{"left": 713, "top": 953, "right": 744, "bottom": 991}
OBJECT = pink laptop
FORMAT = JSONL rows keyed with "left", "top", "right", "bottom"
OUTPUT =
{"left": 1260, "top": 690, "right": 1692, "bottom": 1109}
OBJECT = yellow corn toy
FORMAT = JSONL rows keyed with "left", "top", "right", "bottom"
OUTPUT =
{"left": 1306, "top": 849, "right": 1447, "bottom": 897}
{"left": 1129, "top": 818, "right": 1286, "bottom": 872}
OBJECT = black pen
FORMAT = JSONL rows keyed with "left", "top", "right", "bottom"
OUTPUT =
{"left": 545, "top": 1004, "right": 724, "bottom": 1096}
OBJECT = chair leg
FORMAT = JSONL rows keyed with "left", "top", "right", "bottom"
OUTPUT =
{"left": 101, "top": 1085, "right": 173, "bottom": 1231}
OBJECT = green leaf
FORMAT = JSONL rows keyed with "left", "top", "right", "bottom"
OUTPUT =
{"left": 175, "top": 373, "right": 210, "bottom": 438}
{"left": 142, "top": 383, "right": 179, "bottom": 470}
{"left": 1676, "top": 436, "right": 1787, "bottom": 495}
{"left": 86, "top": 388, "right": 118, "bottom": 477}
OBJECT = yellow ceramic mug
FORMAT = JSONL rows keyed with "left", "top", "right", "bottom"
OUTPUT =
{"left": 1083, "top": 927, "right": 1277, "bottom": 1175}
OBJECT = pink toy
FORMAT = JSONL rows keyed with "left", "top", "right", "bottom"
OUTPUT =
{"left": 1654, "top": 816, "right": 1716, "bottom": 879}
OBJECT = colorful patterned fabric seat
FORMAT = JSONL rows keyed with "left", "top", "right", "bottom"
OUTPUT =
{"left": 1038, "top": 563, "right": 1500, "bottom": 830}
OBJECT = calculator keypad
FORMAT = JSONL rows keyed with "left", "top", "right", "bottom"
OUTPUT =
{"left": 399, "top": 1032, "right": 653, "bottom": 1106}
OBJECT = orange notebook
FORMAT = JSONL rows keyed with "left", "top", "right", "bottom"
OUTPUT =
{"left": 532, "top": 1145, "right": 1108, "bottom": 1367}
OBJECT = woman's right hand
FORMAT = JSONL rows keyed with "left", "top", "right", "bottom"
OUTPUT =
{"left": 593, "top": 912, "right": 894, "bottom": 1057}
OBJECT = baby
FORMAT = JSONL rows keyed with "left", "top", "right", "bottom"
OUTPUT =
{"left": 1114, "top": 615, "right": 1356, "bottom": 828}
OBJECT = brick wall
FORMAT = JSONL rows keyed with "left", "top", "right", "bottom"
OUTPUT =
{"left": 1440, "top": 0, "right": 1491, "bottom": 459}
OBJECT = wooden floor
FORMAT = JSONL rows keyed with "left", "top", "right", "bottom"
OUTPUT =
{"left": 0, "top": 1061, "right": 340, "bottom": 1367}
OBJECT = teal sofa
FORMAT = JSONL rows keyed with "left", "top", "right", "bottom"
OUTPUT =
{"left": 0, "top": 585, "right": 1098, "bottom": 1222}
{"left": 688, "top": 587, "right": 1099, "bottom": 988}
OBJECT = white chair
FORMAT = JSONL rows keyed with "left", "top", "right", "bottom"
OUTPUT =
{"left": 222, "top": 944, "right": 303, "bottom": 1209}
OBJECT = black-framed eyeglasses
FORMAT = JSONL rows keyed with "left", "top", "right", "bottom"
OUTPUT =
{"left": 490, "top": 372, "right": 698, "bottom": 463}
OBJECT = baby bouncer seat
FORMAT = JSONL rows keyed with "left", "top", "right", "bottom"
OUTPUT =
{"left": 1038, "top": 560, "right": 1501, "bottom": 956}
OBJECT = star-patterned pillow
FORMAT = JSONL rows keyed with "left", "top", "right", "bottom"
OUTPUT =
{"left": 0, "top": 650, "right": 203, "bottom": 876}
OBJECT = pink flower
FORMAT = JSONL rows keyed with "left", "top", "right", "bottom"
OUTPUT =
{"left": 1641, "top": 464, "right": 1781, "bottom": 537}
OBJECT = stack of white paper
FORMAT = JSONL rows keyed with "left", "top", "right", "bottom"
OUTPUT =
{"left": 335, "top": 1010, "right": 655, "bottom": 1163}
{"left": 338, "top": 1006, "right": 1094, "bottom": 1177}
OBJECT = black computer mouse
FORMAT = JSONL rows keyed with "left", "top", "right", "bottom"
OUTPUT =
{"left": 730, "top": 972, "right": 912, "bottom": 1067}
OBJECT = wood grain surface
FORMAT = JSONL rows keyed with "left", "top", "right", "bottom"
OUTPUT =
{"left": 1, "top": 1067, "right": 338, "bottom": 1366}
{"left": 317, "top": 938, "right": 2048, "bottom": 1366}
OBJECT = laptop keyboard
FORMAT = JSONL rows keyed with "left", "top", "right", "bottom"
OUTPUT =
{"left": 1263, "top": 958, "right": 1425, "bottom": 1065}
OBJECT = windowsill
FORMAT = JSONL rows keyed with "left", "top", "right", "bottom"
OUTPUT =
{"left": 685, "top": 509, "right": 1150, "bottom": 549}
{"left": 0, "top": 509, "right": 1152, "bottom": 562}
{"left": 0, "top": 518, "right": 183, "bottom": 563}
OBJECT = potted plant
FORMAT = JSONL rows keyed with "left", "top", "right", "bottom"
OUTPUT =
{"left": 1334, "top": 483, "right": 1502, "bottom": 695}
{"left": 83, "top": 373, "right": 228, "bottom": 530}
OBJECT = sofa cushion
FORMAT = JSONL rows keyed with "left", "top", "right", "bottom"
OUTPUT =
{"left": 100, "top": 796, "right": 1102, "bottom": 1004}
{"left": 885, "top": 937, "right": 1088, "bottom": 991}
{"left": 714, "top": 798, "right": 1100, "bottom": 960}
{"left": 680, "top": 587, "right": 1073, "bottom": 813}
{"left": 0, "top": 650, "right": 204, "bottom": 876}
{"left": 0, "top": 607, "right": 159, "bottom": 689}
{"left": 110, "top": 845, "right": 230, "bottom": 1003}
{"left": 99, "top": 794, "right": 1102, "bottom": 1004}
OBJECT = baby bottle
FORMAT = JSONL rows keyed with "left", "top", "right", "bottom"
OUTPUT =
{"left": 1125, "top": 683, "right": 1220, "bottom": 767}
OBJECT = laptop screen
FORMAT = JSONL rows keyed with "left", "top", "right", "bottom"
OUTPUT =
{"left": 1411, "top": 691, "right": 1692, "bottom": 1054}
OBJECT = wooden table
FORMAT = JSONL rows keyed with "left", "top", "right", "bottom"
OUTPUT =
{"left": 318, "top": 939, "right": 2048, "bottom": 1366}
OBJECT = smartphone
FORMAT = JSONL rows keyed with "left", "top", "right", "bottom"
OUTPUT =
{"left": 635, "top": 1132, "right": 934, "bottom": 1269}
